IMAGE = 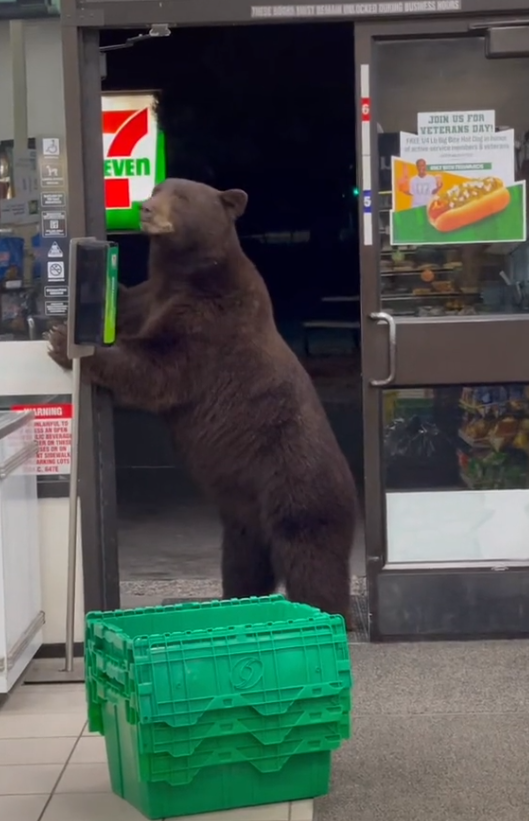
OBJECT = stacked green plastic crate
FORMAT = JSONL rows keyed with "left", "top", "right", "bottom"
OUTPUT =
{"left": 85, "top": 594, "right": 353, "bottom": 819}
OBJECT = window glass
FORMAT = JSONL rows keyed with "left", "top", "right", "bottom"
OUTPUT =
{"left": 0, "top": 18, "right": 66, "bottom": 341}
{"left": 378, "top": 38, "right": 529, "bottom": 318}
{"left": 384, "top": 385, "right": 529, "bottom": 563}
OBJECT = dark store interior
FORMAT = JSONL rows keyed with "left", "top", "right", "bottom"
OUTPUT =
{"left": 99, "top": 23, "right": 365, "bottom": 605}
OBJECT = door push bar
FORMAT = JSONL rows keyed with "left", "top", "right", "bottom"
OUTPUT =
{"left": 368, "top": 312, "right": 396, "bottom": 387}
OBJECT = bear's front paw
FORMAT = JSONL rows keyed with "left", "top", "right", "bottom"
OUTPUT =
{"left": 48, "top": 325, "right": 72, "bottom": 371}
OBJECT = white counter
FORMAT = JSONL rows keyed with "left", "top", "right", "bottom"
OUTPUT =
{"left": 0, "top": 410, "right": 41, "bottom": 690}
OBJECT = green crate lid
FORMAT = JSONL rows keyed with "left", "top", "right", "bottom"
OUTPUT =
{"left": 85, "top": 595, "right": 352, "bottom": 728}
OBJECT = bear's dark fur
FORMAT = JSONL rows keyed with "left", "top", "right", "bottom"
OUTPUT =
{"left": 49, "top": 179, "right": 357, "bottom": 628}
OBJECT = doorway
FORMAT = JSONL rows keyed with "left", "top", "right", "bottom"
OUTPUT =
{"left": 98, "top": 24, "right": 367, "bottom": 628}
{"left": 73, "top": 11, "right": 529, "bottom": 640}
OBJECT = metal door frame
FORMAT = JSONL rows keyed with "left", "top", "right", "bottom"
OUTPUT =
{"left": 62, "top": 25, "right": 119, "bottom": 614}
{"left": 357, "top": 16, "right": 529, "bottom": 641}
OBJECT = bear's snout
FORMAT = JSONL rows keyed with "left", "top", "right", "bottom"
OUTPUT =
{"left": 140, "top": 199, "right": 173, "bottom": 235}
{"left": 141, "top": 200, "right": 154, "bottom": 218}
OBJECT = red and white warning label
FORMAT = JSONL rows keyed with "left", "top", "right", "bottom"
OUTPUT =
{"left": 11, "top": 404, "right": 72, "bottom": 475}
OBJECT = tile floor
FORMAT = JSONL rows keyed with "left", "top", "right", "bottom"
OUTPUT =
{"left": 0, "top": 683, "right": 313, "bottom": 821}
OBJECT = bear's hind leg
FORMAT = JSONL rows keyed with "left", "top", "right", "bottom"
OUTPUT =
{"left": 221, "top": 524, "right": 277, "bottom": 599}
{"left": 275, "top": 532, "right": 353, "bottom": 630}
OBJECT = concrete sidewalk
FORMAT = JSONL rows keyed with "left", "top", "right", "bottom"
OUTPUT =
{"left": 316, "top": 641, "right": 529, "bottom": 821}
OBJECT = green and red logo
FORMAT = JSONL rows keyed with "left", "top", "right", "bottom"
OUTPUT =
{"left": 102, "top": 94, "right": 165, "bottom": 231}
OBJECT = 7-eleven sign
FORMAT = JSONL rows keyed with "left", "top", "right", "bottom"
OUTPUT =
{"left": 102, "top": 93, "right": 165, "bottom": 231}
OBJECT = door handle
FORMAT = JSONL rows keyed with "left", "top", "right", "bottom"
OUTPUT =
{"left": 368, "top": 311, "right": 396, "bottom": 387}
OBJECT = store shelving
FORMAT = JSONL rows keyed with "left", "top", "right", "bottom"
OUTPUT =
{"left": 457, "top": 387, "right": 529, "bottom": 490}
{"left": 378, "top": 190, "right": 486, "bottom": 316}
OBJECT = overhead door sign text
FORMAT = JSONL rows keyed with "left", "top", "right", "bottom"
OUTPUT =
{"left": 11, "top": 403, "right": 72, "bottom": 477}
{"left": 102, "top": 93, "right": 166, "bottom": 231}
{"left": 251, "top": 0, "right": 460, "bottom": 17}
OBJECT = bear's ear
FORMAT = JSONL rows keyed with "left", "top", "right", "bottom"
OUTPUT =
{"left": 220, "top": 189, "right": 248, "bottom": 219}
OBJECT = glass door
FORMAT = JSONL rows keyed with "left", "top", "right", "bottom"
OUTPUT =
{"left": 357, "top": 18, "right": 529, "bottom": 640}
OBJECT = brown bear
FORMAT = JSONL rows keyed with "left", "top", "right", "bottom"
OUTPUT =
{"left": 49, "top": 179, "right": 357, "bottom": 629}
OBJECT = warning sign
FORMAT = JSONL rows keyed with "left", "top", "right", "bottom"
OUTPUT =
{"left": 11, "top": 404, "right": 72, "bottom": 476}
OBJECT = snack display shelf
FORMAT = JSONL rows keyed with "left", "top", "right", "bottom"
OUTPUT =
{"left": 380, "top": 258, "right": 482, "bottom": 308}
{"left": 459, "top": 396, "right": 528, "bottom": 417}
{"left": 380, "top": 268, "right": 468, "bottom": 277}
{"left": 380, "top": 271, "right": 426, "bottom": 276}
{"left": 457, "top": 429, "right": 493, "bottom": 449}
{"left": 382, "top": 292, "right": 481, "bottom": 300}
{"left": 458, "top": 463, "right": 529, "bottom": 491}
{"left": 459, "top": 471, "right": 475, "bottom": 490}
{"left": 380, "top": 249, "right": 417, "bottom": 255}
{"left": 457, "top": 386, "right": 529, "bottom": 490}
{"left": 460, "top": 401, "right": 482, "bottom": 414}
{"left": 457, "top": 468, "right": 519, "bottom": 491}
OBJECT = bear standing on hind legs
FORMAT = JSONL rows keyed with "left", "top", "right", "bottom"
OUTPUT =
{"left": 48, "top": 179, "right": 357, "bottom": 629}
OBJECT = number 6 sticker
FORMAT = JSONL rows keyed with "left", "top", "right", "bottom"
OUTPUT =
{"left": 361, "top": 98, "right": 370, "bottom": 121}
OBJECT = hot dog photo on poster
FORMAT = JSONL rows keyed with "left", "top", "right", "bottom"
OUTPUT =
{"left": 390, "top": 110, "right": 526, "bottom": 246}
